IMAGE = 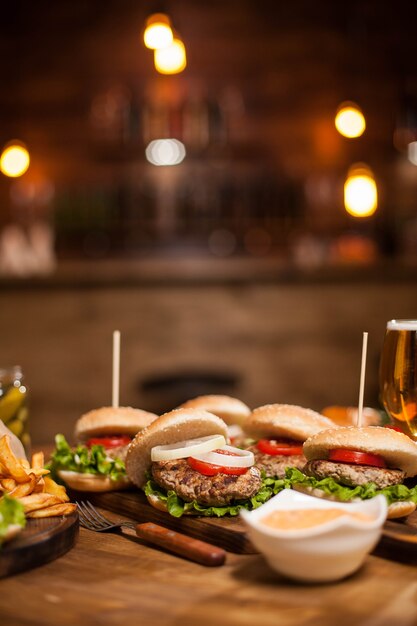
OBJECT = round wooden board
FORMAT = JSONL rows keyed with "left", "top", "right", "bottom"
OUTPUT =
{"left": 0, "top": 512, "right": 79, "bottom": 578}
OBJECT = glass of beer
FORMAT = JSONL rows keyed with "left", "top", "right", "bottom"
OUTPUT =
{"left": 379, "top": 320, "right": 417, "bottom": 438}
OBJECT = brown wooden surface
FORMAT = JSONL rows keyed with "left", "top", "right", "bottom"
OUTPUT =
{"left": 1, "top": 504, "right": 417, "bottom": 626}
{"left": 88, "top": 488, "right": 417, "bottom": 556}
{"left": 0, "top": 512, "right": 78, "bottom": 578}
{"left": 88, "top": 489, "right": 256, "bottom": 554}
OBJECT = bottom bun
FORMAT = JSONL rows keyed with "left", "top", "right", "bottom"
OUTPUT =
{"left": 58, "top": 470, "right": 131, "bottom": 493}
{"left": 146, "top": 493, "right": 200, "bottom": 516}
{"left": 387, "top": 500, "right": 416, "bottom": 519}
{"left": 292, "top": 483, "right": 416, "bottom": 520}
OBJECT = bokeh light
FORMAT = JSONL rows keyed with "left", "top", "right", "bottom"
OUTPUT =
{"left": 154, "top": 38, "right": 187, "bottom": 74}
{"left": 145, "top": 138, "right": 186, "bottom": 166}
{"left": 407, "top": 141, "right": 417, "bottom": 166}
{"left": 143, "top": 14, "right": 173, "bottom": 50}
{"left": 335, "top": 103, "right": 366, "bottom": 138}
{"left": 0, "top": 143, "right": 30, "bottom": 177}
{"left": 344, "top": 165, "right": 377, "bottom": 217}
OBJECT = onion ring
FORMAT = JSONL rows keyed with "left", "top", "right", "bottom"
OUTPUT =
{"left": 151, "top": 434, "right": 226, "bottom": 462}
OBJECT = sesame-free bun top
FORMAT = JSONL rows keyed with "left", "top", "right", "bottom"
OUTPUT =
{"left": 244, "top": 404, "right": 336, "bottom": 442}
{"left": 178, "top": 395, "right": 251, "bottom": 426}
{"left": 75, "top": 406, "right": 158, "bottom": 441}
{"left": 303, "top": 426, "right": 417, "bottom": 477}
{"left": 126, "top": 408, "right": 229, "bottom": 488}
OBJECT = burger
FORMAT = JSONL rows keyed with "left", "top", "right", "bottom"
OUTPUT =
{"left": 178, "top": 395, "right": 251, "bottom": 440}
{"left": 0, "top": 495, "right": 26, "bottom": 546}
{"left": 49, "top": 406, "right": 158, "bottom": 492}
{"left": 125, "top": 408, "right": 277, "bottom": 517}
{"left": 243, "top": 404, "right": 336, "bottom": 478}
{"left": 287, "top": 426, "right": 417, "bottom": 518}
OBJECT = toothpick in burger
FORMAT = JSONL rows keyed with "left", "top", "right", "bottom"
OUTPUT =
{"left": 244, "top": 404, "right": 336, "bottom": 478}
{"left": 49, "top": 406, "right": 158, "bottom": 492}
{"left": 288, "top": 426, "right": 417, "bottom": 519}
{"left": 126, "top": 408, "right": 278, "bottom": 517}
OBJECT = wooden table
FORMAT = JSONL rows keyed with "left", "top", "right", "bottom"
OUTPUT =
{"left": 1, "top": 506, "right": 417, "bottom": 626}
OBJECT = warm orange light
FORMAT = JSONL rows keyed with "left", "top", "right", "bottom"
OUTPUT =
{"left": 0, "top": 143, "right": 30, "bottom": 177}
{"left": 144, "top": 13, "right": 173, "bottom": 50}
{"left": 154, "top": 38, "right": 187, "bottom": 74}
{"left": 344, "top": 164, "right": 377, "bottom": 217}
{"left": 335, "top": 102, "right": 366, "bottom": 138}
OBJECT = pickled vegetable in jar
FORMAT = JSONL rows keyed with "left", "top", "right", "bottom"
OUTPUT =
{"left": 0, "top": 366, "right": 30, "bottom": 455}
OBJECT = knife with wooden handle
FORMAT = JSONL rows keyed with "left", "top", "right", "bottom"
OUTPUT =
{"left": 134, "top": 522, "right": 227, "bottom": 566}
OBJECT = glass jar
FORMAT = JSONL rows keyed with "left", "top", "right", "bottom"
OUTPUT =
{"left": 0, "top": 366, "right": 30, "bottom": 455}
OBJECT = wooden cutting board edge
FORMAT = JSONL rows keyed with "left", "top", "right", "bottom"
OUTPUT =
{"left": 89, "top": 490, "right": 258, "bottom": 554}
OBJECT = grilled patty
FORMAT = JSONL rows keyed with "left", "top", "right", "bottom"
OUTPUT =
{"left": 304, "top": 459, "right": 405, "bottom": 489}
{"left": 151, "top": 459, "right": 262, "bottom": 506}
{"left": 247, "top": 445, "right": 306, "bottom": 478}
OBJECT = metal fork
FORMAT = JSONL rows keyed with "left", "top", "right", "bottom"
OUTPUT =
{"left": 76, "top": 500, "right": 226, "bottom": 566}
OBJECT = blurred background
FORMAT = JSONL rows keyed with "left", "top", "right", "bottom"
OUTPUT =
{"left": 1, "top": 0, "right": 417, "bottom": 443}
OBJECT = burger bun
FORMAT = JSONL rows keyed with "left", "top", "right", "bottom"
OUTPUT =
{"left": 245, "top": 404, "right": 336, "bottom": 442}
{"left": 57, "top": 470, "right": 131, "bottom": 493}
{"left": 75, "top": 406, "right": 158, "bottom": 441}
{"left": 179, "top": 395, "right": 250, "bottom": 426}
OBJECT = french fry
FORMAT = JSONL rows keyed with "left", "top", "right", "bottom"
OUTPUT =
{"left": 18, "top": 493, "right": 62, "bottom": 513}
{"left": 1, "top": 477, "right": 17, "bottom": 491}
{"left": 42, "top": 475, "right": 69, "bottom": 502}
{"left": 8, "top": 473, "right": 37, "bottom": 498}
{"left": 30, "top": 452, "right": 44, "bottom": 470}
{"left": 27, "top": 502, "right": 77, "bottom": 518}
{"left": 0, "top": 436, "right": 30, "bottom": 483}
{"left": 0, "top": 439, "right": 76, "bottom": 520}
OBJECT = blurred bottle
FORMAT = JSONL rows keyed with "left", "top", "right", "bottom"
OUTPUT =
{"left": 0, "top": 366, "right": 30, "bottom": 456}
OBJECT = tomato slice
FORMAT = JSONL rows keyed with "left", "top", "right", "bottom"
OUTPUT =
{"left": 86, "top": 435, "right": 132, "bottom": 449}
{"left": 187, "top": 456, "right": 248, "bottom": 476}
{"left": 385, "top": 425, "right": 402, "bottom": 432}
{"left": 328, "top": 448, "right": 387, "bottom": 468}
{"left": 256, "top": 439, "right": 303, "bottom": 456}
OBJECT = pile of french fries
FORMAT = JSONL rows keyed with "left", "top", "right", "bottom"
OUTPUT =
{"left": 0, "top": 435, "right": 76, "bottom": 518}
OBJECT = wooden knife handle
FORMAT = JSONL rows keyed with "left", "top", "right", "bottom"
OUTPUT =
{"left": 135, "top": 522, "right": 226, "bottom": 566}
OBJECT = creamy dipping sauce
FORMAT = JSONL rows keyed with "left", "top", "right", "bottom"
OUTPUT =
{"left": 260, "top": 508, "right": 373, "bottom": 530}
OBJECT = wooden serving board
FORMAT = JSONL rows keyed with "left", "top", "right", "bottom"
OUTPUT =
{"left": 0, "top": 512, "right": 79, "bottom": 578}
{"left": 89, "top": 490, "right": 417, "bottom": 559}
{"left": 89, "top": 490, "right": 257, "bottom": 554}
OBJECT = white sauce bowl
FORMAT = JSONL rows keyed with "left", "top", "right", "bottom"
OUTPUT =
{"left": 240, "top": 489, "right": 387, "bottom": 583}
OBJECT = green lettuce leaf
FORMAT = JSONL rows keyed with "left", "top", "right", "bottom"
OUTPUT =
{"left": 284, "top": 467, "right": 417, "bottom": 505}
{"left": 0, "top": 495, "right": 26, "bottom": 545}
{"left": 144, "top": 463, "right": 417, "bottom": 518}
{"left": 47, "top": 434, "right": 126, "bottom": 482}
{"left": 143, "top": 473, "right": 288, "bottom": 518}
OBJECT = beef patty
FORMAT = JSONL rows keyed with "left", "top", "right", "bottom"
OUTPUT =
{"left": 247, "top": 445, "right": 306, "bottom": 478}
{"left": 151, "top": 458, "right": 262, "bottom": 506}
{"left": 304, "top": 459, "right": 405, "bottom": 490}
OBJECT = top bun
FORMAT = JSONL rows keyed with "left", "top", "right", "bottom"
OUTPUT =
{"left": 245, "top": 404, "right": 336, "bottom": 442}
{"left": 75, "top": 406, "right": 158, "bottom": 440}
{"left": 178, "top": 395, "right": 250, "bottom": 426}
{"left": 126, "top": 408, "right": 229, "bottom": 488}
{"left": 303, "top": 426, "right": 417, "bottom": 477}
